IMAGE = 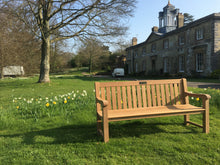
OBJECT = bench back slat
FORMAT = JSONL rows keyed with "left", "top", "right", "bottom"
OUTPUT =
{"left": 111, "top": 87, "right": 117, "bottom": 110}
{"left": 170, "top": 84, "right": 175, "bottom": 105}
{"left": 156, "top": 84, "right": 161, "bottom": 106}
{"left": 122, "top": 86, "right": 127, "bottom": 109}
{"left": 151, "top": 85, "right": 156, "bottom": 106}
{"left": 161, "top": 84, "right": 166, "bottom": 106}
{"left": 127, "top": 86, "right": 132, "bottom": 108}
{"left": 95, "top": 79, "right": 188, "bottom": 111}
{"left": 142, "top": 85, "right": 147, "bottom": 107}
{"left": 132, "top": 85, "right": 137, "bottom": 108}
{"left": 117, "top": 87, "right": 122, "bottom": 109}
{"left": 174, "top": 84, "right": 179, "bottom": 104}
{"left": 106, "top": 87, "right": 111, "bottom": 109}
{"left": 137, "top": 86, "right": 142, "bottom": 108}
{"left": 165, "top": 84, "right": 170, "bottom": 105}
{"left": 147, "top": 85, "right": 152, "bottom": 107}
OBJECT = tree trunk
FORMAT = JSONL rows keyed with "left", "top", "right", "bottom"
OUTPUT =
{"left": 89, "top": 52, "right": 92, "bottom": 74}
{"left": 38, "top": 36, "right": 50, "bottom": 83}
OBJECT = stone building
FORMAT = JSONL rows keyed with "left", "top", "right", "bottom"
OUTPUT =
{"left": 126, "top": 1, "right": 220, "bottom": 77}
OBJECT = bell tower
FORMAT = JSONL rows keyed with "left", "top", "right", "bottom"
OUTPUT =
{"left": 158, "top": 0, "right": 179, "bottom": 33}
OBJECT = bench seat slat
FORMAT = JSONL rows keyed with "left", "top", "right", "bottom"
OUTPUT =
{"left": 97, "top": 104, "right": 205, "bottom": 119}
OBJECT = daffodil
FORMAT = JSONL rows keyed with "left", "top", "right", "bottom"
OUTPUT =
{"left": 64, "top": 100, "right": 67, "bottom": 104}
{"left": 196, "top": 98, "right": 200, "bottom": 101}
{"left": 46, "top": 103, "right": 50, "bottom": 107}
{"left": 53, "top": 101, "right": 56, "bottom": 105}
{"left": 16, "top": 106, "right": 19, "bottom": 109}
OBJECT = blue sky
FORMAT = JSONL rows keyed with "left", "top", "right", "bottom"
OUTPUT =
{"left": 128, "top": 0, "right": 220, "bottom": 44}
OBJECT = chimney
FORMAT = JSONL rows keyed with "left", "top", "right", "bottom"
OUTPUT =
{"left": 152, "top": 26, "right": 159, "bottom": 32}
{"left": 132, "top": 37, "right": 137, "bottom": 46}
{"left": 177, "top": 13, "right": 184, "bottom": 28}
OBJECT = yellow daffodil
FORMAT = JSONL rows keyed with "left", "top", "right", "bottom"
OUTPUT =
{"left": 196, "top": 98, "right": 200, "bottom": 101}
{"left": 46, "top": 103, "right": 50, "bottom": 107}
{"left": 16, "top": 106, "right": 19, "bottom": 109}
{"left": 67, "top": 96, "right": 70, "bottom": 99}
{"left": 64, "top": 100, "right": 67, "bottom": 104}
{"left": 53, "top": 101, "right": 56, "bottom": 105}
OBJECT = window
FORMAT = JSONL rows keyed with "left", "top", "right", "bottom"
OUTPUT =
{"left": 142, "top": 61, "right": 146, "bottom": 71}
{"left": 134, "top": 50, "right": 138, "bottom": 57}
{"left": 151, "top": 43, "right": 156, "bottom": 52}
{"left": 179, "top": 35, "right": 185, "bottom": 45}
{"left": 135, "top": 63, "right": 138, "bottom": 73}
{"left": 142, "top": 47, "right": 146, "bottom": 56}
{"left": 179, "top": 56, "right": 184, "bottom": 72}
{"left": 163, "top": 40, "right": 169, "bottom": 49}
{"left": 196, "top": 28, "right": 203, "bottom": 40}
{"left": 196, "top": 53, "right": 203, "bottom": 72}
{"left": 127, "top": 51, "right": 131, "bottom": 59}
{"left": 152, "top": 60, "right": 156, "bottom": 72}
{"left": 164, "top": 58, "right": 168, "bottom": 73}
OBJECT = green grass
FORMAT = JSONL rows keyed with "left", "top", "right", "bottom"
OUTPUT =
{"left": 0, "top": 73, "right": 220, "bottom": 164}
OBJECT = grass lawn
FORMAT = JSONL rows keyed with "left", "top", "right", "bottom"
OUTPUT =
{"left": 0, "top": 73, "right": 220, "bottom": 164}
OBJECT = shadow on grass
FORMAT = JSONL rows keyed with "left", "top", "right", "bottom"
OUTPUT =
{"left": 0, "top": 120, "right": 199, "bottom": 144}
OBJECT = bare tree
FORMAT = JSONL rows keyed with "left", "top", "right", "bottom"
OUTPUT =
{"left": 76, "top": 38, "right": 110, "bottom": 73}
{"left": 0, "top": 0, "right": 136, "bottom": 83}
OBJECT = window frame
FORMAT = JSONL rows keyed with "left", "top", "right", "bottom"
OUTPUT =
{"left": 196, "top": 28, "right": 204, "bottom": 40}
{"left": 151, "top": 43, "right": 156, "bottom": 52}
{"left": 196, "top": 53, "right": 204, "bottom": 72}
{"left": 179, "top": 55, "right": 184, "bottom": 72}
{"left": 163, "top": 57, "right": 168, "bottom": 73}
{"left": 178, "top": 35, "right": 185, "bottom": 45}
{"left": 142, "top": 47, "right": 146, "bottom": 56}
{"left": 163, "top": 39, "right": 169, "bottom": 49}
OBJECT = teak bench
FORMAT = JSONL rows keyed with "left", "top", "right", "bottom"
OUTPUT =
{"left": 95, "top": 78, "right": 211, "bottom": 143}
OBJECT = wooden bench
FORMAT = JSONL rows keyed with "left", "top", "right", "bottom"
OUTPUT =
{"left": 95, "top": 78, "right": 211, "bottom": 143}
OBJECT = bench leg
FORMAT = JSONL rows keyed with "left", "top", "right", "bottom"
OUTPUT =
{"left": 103, "top": 118, "right": 109, "bottom": 143}
{"left": 184, "top": 115, "right": 190, "bottom": 126}
{"left": 97, "top": 114, "right": 102, "bottom": 135}
{"left": 203, "top": 111, "right": 209, "bottom": 134}
{"left": 203, "top": 99, "right": 209, "bottom": 134}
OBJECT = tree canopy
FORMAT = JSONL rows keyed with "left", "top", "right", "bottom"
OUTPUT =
{"left": 0, "top": 0, "right": 136, "bottom": 82}
{"left": 184, "top": 13, "right": 195, "bottom": 25}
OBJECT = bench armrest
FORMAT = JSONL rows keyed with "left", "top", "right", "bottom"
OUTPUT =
{"left": 96, "top": 97, "right": 108, "bottom": 107}
{"left": 185, "top": 92, "right": 211, "bottom": 100}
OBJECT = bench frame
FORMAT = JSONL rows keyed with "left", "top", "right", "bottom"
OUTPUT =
{"left": 95, "top": 78, "right": 211, "bottom": 143}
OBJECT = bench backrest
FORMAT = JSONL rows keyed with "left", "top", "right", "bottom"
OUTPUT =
{"left": 95, "top": 78, "right": 188, "bottom": 111}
